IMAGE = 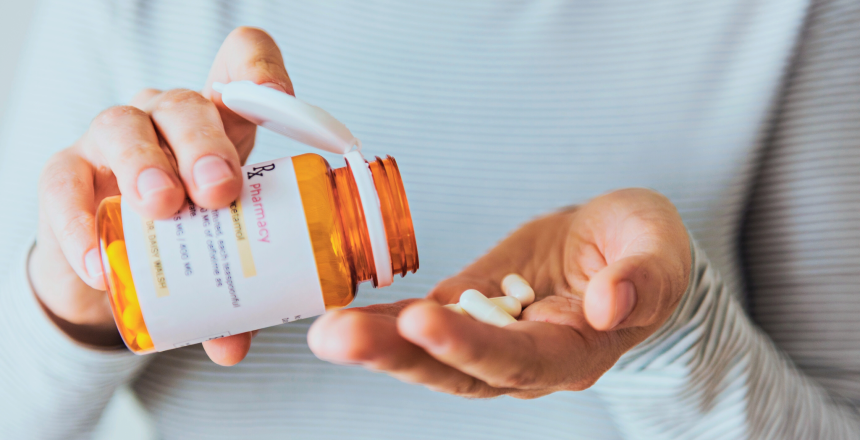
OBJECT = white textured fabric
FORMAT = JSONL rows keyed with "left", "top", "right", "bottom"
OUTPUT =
{"left": 0, "top": 0, "right": 859, "bottom": 438}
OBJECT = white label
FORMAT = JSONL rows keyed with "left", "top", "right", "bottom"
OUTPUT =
{"left": 122, "top": 156, "right": 326, "bottom": 351}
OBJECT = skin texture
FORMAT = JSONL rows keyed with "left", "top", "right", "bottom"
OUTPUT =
{"left": 29, "top": 27, "right": 292, "bottom": 365}
{"left": 307, "top": 188, "right": 691, "bottom": 398}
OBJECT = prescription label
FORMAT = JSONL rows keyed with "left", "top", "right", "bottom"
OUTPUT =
{"left": 122, "top": 156, "right": 326, "bottom": 351}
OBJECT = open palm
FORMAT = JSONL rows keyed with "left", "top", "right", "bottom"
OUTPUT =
{"left": 308, "top": 188, "right": 691, "bottom": 398}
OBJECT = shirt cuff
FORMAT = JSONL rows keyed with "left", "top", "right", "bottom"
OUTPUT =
{"left": 2, "top": 237, "right": 150, "bottom": 370}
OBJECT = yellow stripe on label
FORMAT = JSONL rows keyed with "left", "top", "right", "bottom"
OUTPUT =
{"left": 142, "top": 220, "right": 170, "bottom": 297}
{"left": 230, "top": 200, "right": 257, "bottom": 278}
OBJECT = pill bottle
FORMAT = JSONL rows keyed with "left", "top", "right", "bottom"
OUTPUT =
{"left": 96, "top": 82, "right": 419, "bottom": 354}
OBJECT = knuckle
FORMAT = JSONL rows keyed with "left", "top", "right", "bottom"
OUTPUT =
{"left": 565, "top": 370, "right": 603, "bottom": 392}
{"left": 491, "top": 365, "right": 541, "bottom": 389}
{"left": 116, "top": 142, "right": 159, "bottom": 166}
{"left": 57, "top": 211, "right": 94, "bottom": 245}
{"left": 40, "top": 164, "right": 88, "bottom": 198}
{"left": 450, "top": 376, "right": 488, "bottom": 397}
{"left": 39, "top": 153, "right": 69, "bottom": 190}
{"left": 93, "top": 105, "right": 146, "bottom": 127}
{"left": 156, "top": 89, "right": 209, "bottom": 111}
{"left": 177, "top": 123, "right": 225, "bottom": 147}
{"left": 251, "top": 57, "right": 284, "bottom": 75}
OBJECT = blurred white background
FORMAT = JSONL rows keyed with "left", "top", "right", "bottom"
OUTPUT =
{"left": 0, "top": 2, "right": 156, "bottom": 439}
{"left": 0, "top": 1, "right": 36, "bottom": 122}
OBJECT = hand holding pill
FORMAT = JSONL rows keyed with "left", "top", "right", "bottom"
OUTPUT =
{"left": 444, "top": 295, "right": 522, "bottom": 319}
{"left": 309, "top": 188, "right": 692, "bottom": 399}
{"left": 443, "top": 275, "right": 531, "bottom": 326}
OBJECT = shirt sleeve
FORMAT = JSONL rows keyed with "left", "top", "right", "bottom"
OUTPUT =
{"left": 0, "top": 241, "right": 150, "bottom": 439}
{"left": 592, "top": 237, "right": 860, "bottom": 440}
{"left": 0, "top": 0, "right": 151, "bottom": 438}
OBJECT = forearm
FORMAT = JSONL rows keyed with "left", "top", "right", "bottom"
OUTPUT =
{"left": 592, "top": 236, "right": 860, "bottom": 440}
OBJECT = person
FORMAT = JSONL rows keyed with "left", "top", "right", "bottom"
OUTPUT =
{"left": 1, "top": 0, "right": 859, "bottom": 438}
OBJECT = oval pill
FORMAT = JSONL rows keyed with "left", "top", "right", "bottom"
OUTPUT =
{"left": 501, "top": 274, "right": 535, "bottom": 306}
{"left": 123, "top": 282, "right": 139, "bottom": 305}
{"left": 489, "top": 296, "right": 522, "bottom": 317}
{"left": 444, "top": 303, "right": 468, "bottom": 315}
{"left": 107, "top": 240, "right": 134, "bottom": 287}
{"left": 135, "top": 332, "right": 154, "bottom": 350}
{"left": 122, "top": 303, "right": 144, "bottom": 330}
{"left": 459, "top": 289, "right": 516, "bottom": 327}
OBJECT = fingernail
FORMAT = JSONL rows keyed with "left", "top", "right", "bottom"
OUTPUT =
{"left": 137, "top": 168, "right": 175, "bottom": 199}
{"left": 84, "top": 248, "right": 103, "bottom": 282}
{"left": 611, "top": 281, "right": 637, "bottom": 329}
{"left": 193, "top": 156, "right": 234, "bottom": 190}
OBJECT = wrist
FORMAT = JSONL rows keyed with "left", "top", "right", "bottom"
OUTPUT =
{"left": 28, "top": 243, "right": 123, "bottom": 348}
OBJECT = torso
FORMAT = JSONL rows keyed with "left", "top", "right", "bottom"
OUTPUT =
{"left": 99, "top": 1, "right": 815, "bottom": 437}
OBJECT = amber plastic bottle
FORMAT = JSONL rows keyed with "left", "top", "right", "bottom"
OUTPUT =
{"left": 96, "top": 153, "right": 418, "bottom": 354}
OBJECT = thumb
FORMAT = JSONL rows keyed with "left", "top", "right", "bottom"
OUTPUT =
{"left": 204, "top": 26, "right": 294, "bottom": 97}
{"left": 583, "top": 252, "right": 687, "bottom": 331}
{"left": 202, "top": 27, "right": 295, "bottom": 158}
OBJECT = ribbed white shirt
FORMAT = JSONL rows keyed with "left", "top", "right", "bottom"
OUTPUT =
{"left": 1, "top": 0, "right": 858, "bottom": 438}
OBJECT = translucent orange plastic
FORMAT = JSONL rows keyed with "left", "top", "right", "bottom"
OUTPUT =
{"left": 96, "top": 153, "right": 418, "bottom": 353}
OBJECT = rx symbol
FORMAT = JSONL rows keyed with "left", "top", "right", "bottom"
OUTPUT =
{"left": 247, "top": 163, "right": 276, "bottom": 180}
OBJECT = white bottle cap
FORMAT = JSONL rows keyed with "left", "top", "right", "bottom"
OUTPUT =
{"left": 213, "top": 81, "right": 394, "bottom": 287}
{"left": 344, "top": 151, "right": 393, "bottom": 287}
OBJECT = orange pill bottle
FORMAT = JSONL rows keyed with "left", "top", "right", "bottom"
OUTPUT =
{"left": 95, "top": 82, "right": 418, "bottom": 354}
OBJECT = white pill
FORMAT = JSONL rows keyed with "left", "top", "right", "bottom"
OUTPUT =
{"left": 489, "top": 296, "right": 522, "bottom": 318}
{"left": 443, "top": 303, "right": 468, "bottom": 315}
{"left": 459, "top": 289, "right": 517, "bottom": 327}
{"left": 501, "top": 274, "right": 535, "bottom": 306}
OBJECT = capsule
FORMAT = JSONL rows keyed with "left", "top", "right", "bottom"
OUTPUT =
{"left": 488, "top": 296, "right": 521, "bottom": 318}
{"left": 121, "top": 303, "right": 143, "bottom": 330}
{"left": 501, "top": 274, "right": 535, "bottom": 306}
{"left": 459, "top": 289, "right": 516, "bottom": 327}
{"left": 445, "top": 297, "right": 520, "bottom": 317}
{"left": 135, "top": 332, "right": 154, "bottom": 350}
{"left": 444, "top": 303, "right": 468, "bottom": 315}
{"left": 106, "top": 240, "right": 133, "bottom": 287}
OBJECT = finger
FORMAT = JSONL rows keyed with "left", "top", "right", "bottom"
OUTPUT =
{"left": 84, "top": 105, "right": 185, "bottom": 219}
{"left": 39, "top": 150, "right": 106, "bottom": 290}
{"left": 350, "top": 298, "right": 421, "bottom": 317}
{"left": 202, "top": 332, "right": 254, "bottom": 366}
{"left": 129, "top": 88, "right": 162, "bottom": 109}
{"left": 308, "top": 309, "right": 506, "bottom": 398}
{"left": 204, "top": 27, "right": 293, "bottom": 98}
{"left": 398, "top": 301, "right": 602, "bottom": 391}
{"left": 203, "top": 27, "right": 294, "bottom": 160}
{"left": 583, "top": 251, "right": 688, "bottom": 332}
{"left": 578, "top": 188, "right": 691, "bottom": 331}
{"left": 147, "top": 89, "right": 242, "bottom": 209}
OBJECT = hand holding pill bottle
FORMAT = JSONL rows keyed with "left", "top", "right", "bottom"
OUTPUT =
{"left": 309, "top": 189, "right": 691, "bottom": 399}
{"left": 29, "top": 28, "right": 417, "bottom": 365}
{"left": 97, "top": 82, "right": 418, "bottom": 354}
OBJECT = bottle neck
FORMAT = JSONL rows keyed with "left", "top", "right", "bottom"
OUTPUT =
{"left": 332, "top": 155, "right": 419, "bottom": 287}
